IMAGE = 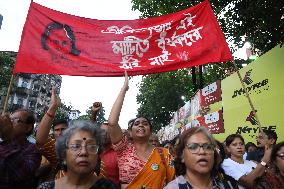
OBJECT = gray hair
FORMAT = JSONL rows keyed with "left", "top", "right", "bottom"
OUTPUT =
{"left": 55, "top": 120, "right": 102, "bottom": 163}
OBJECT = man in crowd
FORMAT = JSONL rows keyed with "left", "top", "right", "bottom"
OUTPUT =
{"left": 149, "top": 133, "right": 160, "bottom": 147}
{"left": 52, "top": 119, "right": 68, "bottom": 139}
{"left": 35, "top": 88, "right": 63, "bottom": 178}
{"left": 246, "top": 130, "right": 278, "bottom": 162}
{"left": 0, "top": 109, "right": 41, "bottom": 189}
{"left": 35, "top": 117, "right": 68, "bottom": 183}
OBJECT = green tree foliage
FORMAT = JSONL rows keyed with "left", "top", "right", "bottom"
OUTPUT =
{"left": 56, "top": 103, "right": 73, "bottom": 120}
{"left": 132, "top": 0, "right": 276, "bottom": 130}
{"left": 132, "top": 0, "right": 283, "bottom": 54}
{"left": 0, "top": 52, "right": 15, "bottom": 91}
{"left": 95, "top": 107, "right": 107, "bottom": 125}
{"left": 37, "top": 102, "right": 74, "bottom": 121}
{"left": 77, "top": 105, "right": 106, "bottom": 125}
{"left": 137, "top": 69, "right": 194, "bottom": 131}
{"left": 136, "top": 60, "right": 247, "bottom": 131}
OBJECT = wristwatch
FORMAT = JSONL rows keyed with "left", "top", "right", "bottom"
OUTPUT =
{"left": 260, "top": 161, "right": 267, "bottom": 167}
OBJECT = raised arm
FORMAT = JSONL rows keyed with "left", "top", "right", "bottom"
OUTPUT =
{"left": 91, "top": 102, "right": 102, "bottom": 122}
{"left": 0, "top": 114, "right": 13, "bottom": 141}
{"left": 107, "top": 71, "right": 129, "bottom": 144}
{"left": 239, "top": 144, "right": 272, "bottom": 188}
{"left": 36, "top": 88, "right": 61, "bottom": 146}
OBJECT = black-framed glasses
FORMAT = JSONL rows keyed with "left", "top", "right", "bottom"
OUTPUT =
{"left": 186, "top": 143, "right": 215, "bottom": 154}
{"left": 67, "top": 143, "right": 99, "bottom": 154}
{"left": 276, "top": 152, "right": 284, "bottom": 159}
{"left": 10, "top": 117, "right": 25, "bottom": 124}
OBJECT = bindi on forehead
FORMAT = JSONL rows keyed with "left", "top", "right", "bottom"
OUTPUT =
{"left": 69, "top": 138, "right": 96, "bottom": 144}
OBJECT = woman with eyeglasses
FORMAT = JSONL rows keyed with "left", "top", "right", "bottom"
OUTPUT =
{"left": 37, "top": 120, "right": 119, "bottom": 189}
{"left": 255, "top": 141, "right": 284, "bottom": 189}
{"left": 164, "top": 127, "right": 236, "bottom": 189}
{"left": 222, "top": 134, "right": 270, "bottom": 189}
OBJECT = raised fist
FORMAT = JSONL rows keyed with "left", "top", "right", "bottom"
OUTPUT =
{"left": 92, "top": 102, "right": 102, "bottom": 112}
{"left": 0, "top": 114, "right": 13, "bottom": 141}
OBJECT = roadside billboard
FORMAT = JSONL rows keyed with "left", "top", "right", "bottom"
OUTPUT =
{"left": 215, "top": 45, "right": 284, "bottom": 143}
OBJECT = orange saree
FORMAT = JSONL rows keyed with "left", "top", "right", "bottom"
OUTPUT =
{"left": 126, "top": 148, "right": 175, "bottom": 189}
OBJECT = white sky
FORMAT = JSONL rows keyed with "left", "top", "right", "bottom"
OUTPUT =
{"left": 0, "top": 0, "right": 248, "bottom": 129}
{"left": 0, "top": 0, "right": 142, "bottom": 129}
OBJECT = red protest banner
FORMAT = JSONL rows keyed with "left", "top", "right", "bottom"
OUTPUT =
{"left": 14, "top": 0, "right": 232, "bottom": 76}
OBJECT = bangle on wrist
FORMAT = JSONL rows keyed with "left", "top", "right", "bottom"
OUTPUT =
{"left": 46, "top": 112, "right": 55, "bottom": 118}
{"left": 260, "top": 161, "right": 267, "bottom": 167}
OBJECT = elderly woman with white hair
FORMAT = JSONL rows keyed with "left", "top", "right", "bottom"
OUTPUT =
{"left": 37, "top": 120, "right": 119, "bottom": 189}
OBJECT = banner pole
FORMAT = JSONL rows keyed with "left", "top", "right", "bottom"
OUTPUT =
{"left": 2, "top": 74, "right": 14, "bottom": 115}
{"left": 231, "top": 60, "right": 263, "bottom": 133}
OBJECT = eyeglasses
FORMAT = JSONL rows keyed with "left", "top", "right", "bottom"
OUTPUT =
{"left": 276, "top": 152, "right": 284, "bottom": 160}
{"left": 67, "top": 143, "right": 99, "bottom": 154}
{"left": 10, "top": 117, "right": 25, "bottom": 124}
{"left": 186, "top": 143, "right": 215, "bottom": 154}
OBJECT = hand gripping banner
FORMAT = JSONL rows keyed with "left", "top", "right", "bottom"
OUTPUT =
{"left": 14, "top": 0, "right": 233, "bottom": 76}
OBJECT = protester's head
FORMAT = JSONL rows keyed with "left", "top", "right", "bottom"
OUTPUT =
{"left": 41, "top": 21, "right": 80, "bottom": 56}
{"left": 215, "top": 140, "right": 226, "bottom": 166}
{"left": 10, "top": 109, "right": 35, "bottom": 138}
{"left": 245, "top": 142, "right": 257, "bottom": 153}
{"left": 56, "top": 120, "right": 102, "bottom": 175}
{"left": 53, "top": 119, "right": 68, "bottom": 139}
{"left": 225, "top": 134, "right": 245, "bottom": 159}
{"left": 129, "top": 116, "right": 152, "bottom": 141}
{"left": 173, "top": 136, "right": 180, "bottom": 155}
{"left": 256, "top": 130, "right": 278, "bottom": 148}
{"left": 149, "top": 133, "right": 160, "bottom": 147}
{"left": 174, "top": 127, "right": 217, "bottom": 177}
{"left": 270, "top": 141, "right": 284, "bottom": 175}
{"left": 163, "top": 140, "right": 174, "bottom": 155}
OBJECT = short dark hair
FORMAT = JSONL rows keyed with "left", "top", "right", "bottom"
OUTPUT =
{"left": 263, "top": 130, "right": 278, "bottom": 144}
{"left": 174, "top": 127, "right": 217, "bottom": 176}
{"left": 13, "top": 109, "right": 35, "bottom": 136}
{"left": 245, "top": 142, "right": 257, "bottom": 152}
{"left": 52, "top": 119, "right": 68, "bottom": 130}
{"left": 129, "top": 116, "right": 152, "bottom": 131}
{"left": 127, "top": 118, "right": 135, "bottom": 130}
{"left": 216, "top": 140, "right": 226, "bottom": 162}
{"left": 225, "top": 134, "right": 245, "bottom": 147}
{"left": 162, "top": 140, "right": 171, "bottom": 147}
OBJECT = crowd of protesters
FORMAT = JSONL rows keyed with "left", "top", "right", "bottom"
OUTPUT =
{"left": 0, "top": 72, "right": 283, "bottom": 189}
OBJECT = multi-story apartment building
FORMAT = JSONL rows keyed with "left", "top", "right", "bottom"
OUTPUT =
{"left": 0, "top": 51, "right": 62, "bottom": 119}
{"left": 8, "top": 73, "right": 62, "bottom": 117}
